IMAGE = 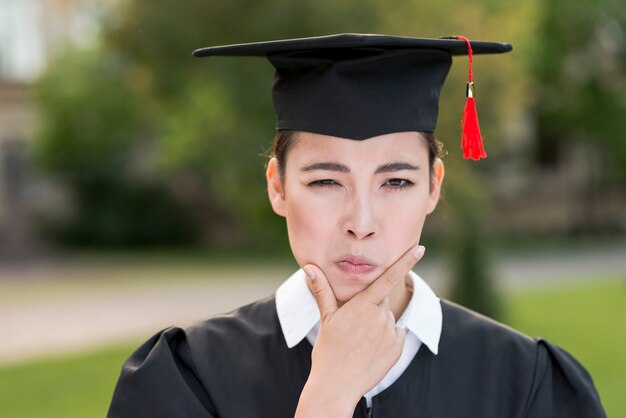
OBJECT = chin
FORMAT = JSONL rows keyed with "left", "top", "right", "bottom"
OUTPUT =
{"left": 325, "top": 266, "right": 382, "bottom": 301}
{"left": 328, "top": 279, "right": 369, "bottom": 303}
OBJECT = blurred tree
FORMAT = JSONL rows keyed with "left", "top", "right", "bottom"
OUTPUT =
{"left": 445, "top": 159, "right": 502, "bottom": 319}
{"left": 532, "top": 0, "right": 626, "bottom": 170}
{"left": 34, "top": 49, "right": 196, "bottom": 246}
{"left": 530, "top": 0, "right": 626, "bottom": 234}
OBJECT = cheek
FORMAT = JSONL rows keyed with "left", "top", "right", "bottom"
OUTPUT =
{"left": 380, "top": 193, "right": 430, "bottom": 256}
{"left": 284, "top": 193, "right": 334, "bottom": 266}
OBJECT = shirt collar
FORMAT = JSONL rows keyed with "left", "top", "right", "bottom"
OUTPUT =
{"left": 275, "top": 269, "right": 442, "bottom": 355}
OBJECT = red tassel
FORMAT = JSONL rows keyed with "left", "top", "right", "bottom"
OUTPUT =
{"left": 455, "top": 36, "right": 487, "bottom": 160}
{"left": 462, "top": 95, "right": 486, "bottom": 160}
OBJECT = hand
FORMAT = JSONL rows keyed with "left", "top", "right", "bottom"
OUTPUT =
{"left": 294, "top": 245, "right": 425, "bottom": 417}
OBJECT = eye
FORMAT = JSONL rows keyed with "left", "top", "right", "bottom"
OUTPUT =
{"left": 383, "top": 178, "right": 414, "bottom": 190}
{"left": 308, "top": 179, "right": 340, "bottom": 189}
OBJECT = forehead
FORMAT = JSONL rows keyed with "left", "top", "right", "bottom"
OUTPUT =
{"left": 286, "top": 131, "right": 429, "bottom": 168}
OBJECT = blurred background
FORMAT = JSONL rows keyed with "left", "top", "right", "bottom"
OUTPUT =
{"left": 0, "top": 0, "right": 624, "bottom": 416}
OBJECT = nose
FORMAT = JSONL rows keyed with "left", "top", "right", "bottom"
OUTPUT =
{"left": 341, "top": 195, "right": 379, "bottom": 240}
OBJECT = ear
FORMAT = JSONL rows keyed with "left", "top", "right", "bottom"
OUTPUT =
{"left": 426, "top": 158, "right": 445, "bottom": 214}
{"left": 266, "top": 157, "right": 286, "bottom": 217}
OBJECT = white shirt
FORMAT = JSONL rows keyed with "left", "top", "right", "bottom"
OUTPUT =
{"left": 275, "top": 269, "right": 442, "bottom": 407}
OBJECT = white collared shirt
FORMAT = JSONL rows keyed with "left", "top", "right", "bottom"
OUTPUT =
{"left": 275, "top": 269, "right": 442, "bottom": 407}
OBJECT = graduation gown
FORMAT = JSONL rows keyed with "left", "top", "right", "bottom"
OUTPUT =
{"left": 107, "top": 296, "right": 606, "bottom": 418}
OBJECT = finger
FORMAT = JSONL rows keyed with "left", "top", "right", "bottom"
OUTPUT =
{"left": 304, "top": 265, "right": 339, "bottom": 323}
{"left": 357, "top": 245, "right": 425, "bottom": 305}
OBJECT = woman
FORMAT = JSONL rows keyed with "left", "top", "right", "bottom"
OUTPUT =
{"left": 108, "top": 34, "right": 606, "bottom": 417}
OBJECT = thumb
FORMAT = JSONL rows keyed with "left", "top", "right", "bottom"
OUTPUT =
{"left": 303, "top": 265, "right": 338, "bottom": 323}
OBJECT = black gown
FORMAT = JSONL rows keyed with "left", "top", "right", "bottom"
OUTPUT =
{"left": 107, "top": 295, "right": 606, "bottom": 417}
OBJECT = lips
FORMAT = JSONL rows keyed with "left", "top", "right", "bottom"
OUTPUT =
{"left": 336, "top": 255, "right": 377, "bottom": 275}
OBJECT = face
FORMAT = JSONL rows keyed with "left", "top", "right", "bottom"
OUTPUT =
{"left": 267, "top": 131, "right": 444, "bottom": 303}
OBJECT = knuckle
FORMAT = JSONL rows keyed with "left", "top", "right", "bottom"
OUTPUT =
{"left": 312, "top": 286, "right": 325, "bottom": 298}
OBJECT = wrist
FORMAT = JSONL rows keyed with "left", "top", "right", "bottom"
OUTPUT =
{"left": 295, "top": 378, "right": 359, "bottom": 418}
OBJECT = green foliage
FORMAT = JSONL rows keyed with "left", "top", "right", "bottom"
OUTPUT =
{"left": 34, "top": 48, "right": 196, "bottom": 247}
{"left": 34, "top": 49, "right": 143, "bottom": 179}
{"left": 531, "top": 0, "right": 626, "bottom": 175}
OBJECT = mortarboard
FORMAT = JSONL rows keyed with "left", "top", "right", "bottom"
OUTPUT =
{"left": 193, "top": 33, "right": 512, "bottom": 160}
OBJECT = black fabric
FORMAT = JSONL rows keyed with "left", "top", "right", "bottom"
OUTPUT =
{"left": 192, "top": 34, "right": 512, "bottom": 140}
{"left": 108, "top": 297, "right": 606, "bottom": 418}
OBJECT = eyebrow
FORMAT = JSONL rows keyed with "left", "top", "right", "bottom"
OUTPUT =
{"left": 301, "top": 162, "right": 350, "bottom": 173}
{"left": 374, "top": 162, "right": 420, "bottom": 174}
{"left": 300, "top": 162, "right": 420, "bottom": 174}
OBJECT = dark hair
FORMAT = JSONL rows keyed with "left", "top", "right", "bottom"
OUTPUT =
{"left": 269, "top": 130, "right": 445, "bottom": 181}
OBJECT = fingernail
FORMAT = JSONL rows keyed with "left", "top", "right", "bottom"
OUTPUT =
{"left": 303, "top": 267, "right": 316, "bottom": 281}
{"left": 413, "top": 245, "right": 425, "bottom": 258}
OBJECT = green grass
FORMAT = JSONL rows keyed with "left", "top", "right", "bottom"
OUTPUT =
{"left": 0, "top": 345, "right": 136, "bottom": 418}
{"left": 504, "top": 278, "right": 626, "bottom": 418}
{"left": 0, "top": 279, "right": 623, "bottom": 418}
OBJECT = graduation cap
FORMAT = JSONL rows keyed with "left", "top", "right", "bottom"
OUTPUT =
{"left": 193, "top": 33, "right": 512, "bottom": 160}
